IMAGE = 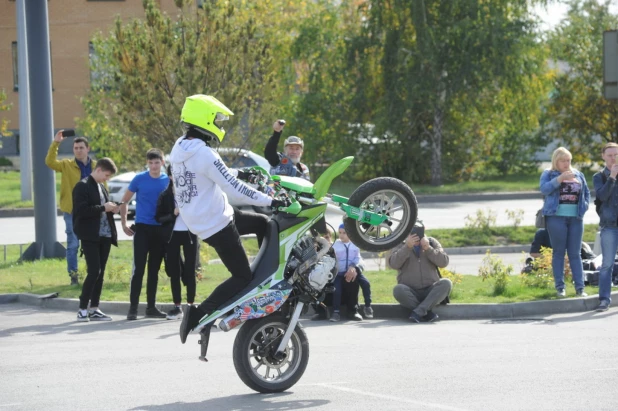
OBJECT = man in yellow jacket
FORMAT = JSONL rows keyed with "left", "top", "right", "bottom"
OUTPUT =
{"left": 46, "top": 130, "right": 96, "bottom": 285}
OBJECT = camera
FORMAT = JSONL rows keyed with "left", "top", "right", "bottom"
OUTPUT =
{"left": 410, "top": 222, "right": 424, "bottom": 238}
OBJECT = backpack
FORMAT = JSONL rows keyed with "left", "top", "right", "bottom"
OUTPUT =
{"left": 594, "top": 172, "right": 608, "bottom": 217}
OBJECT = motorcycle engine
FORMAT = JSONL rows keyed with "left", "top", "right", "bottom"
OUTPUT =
{"left": 285, "top": 234, "right": 336, "bottom": 293}
{"left": 307, "top": 255, "right": 336, "bottom": 290}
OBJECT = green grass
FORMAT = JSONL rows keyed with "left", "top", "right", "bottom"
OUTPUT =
{"left": 0, "top": 170, "right": 61, "bottom": 209}
{"left": 412, "top": 224, "right": 598, "bottom": 248}
{"left": 0, "top": 238, "right": 600, "bottom": 304}
{"left": 329, "top": 173, "right": 549, "bottom": 198}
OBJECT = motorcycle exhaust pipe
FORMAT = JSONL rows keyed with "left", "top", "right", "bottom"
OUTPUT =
{"left": 218, "top": 312, "right": 245, "bottom": 332}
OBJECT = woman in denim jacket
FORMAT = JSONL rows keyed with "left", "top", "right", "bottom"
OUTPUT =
{"left": 540, "top": 147, "right": 590, "bottom": 297}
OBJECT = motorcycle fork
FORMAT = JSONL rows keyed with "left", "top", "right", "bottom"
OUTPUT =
{"left": 198, "top": 324, "right": 213, "bottom": 362}
{"left": 274, "top": 301, "right": 305, "bottom": 357}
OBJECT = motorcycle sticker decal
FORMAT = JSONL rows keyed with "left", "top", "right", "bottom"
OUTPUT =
{"left": 235, "top": 289, "right": 291, "bottom": 321}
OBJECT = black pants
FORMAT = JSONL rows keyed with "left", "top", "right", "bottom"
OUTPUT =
{"left": 79, "top": 237, "right": 112, "bottom": 310}
{"left": 198, "top": 221, "right": 252, "bottom": 314}
{"left": 130, "top": 223, "right": 164, "bottom": 307}
{"left": 164, "top": 230, "right": 198, "bottom": 305}
{"left": 316, "top": 277, "right": 360, "bottom": 316}
{"left": 233, "top": 206, "right": 269, "bottom": 247}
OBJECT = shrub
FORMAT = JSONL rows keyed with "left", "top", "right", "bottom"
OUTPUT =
{"left": 520, "top": 246, "right": 571, "bottom": 289}
{"left": 440, "top": 268, "right": 463, "bottom": 285}
{"left": 0, "top": 157, "right": 12, "bottom": 167}
{"left": 464, "top": 209, "right": 497, "bottom": 232}
{"left": 505, "top": 208, "right": 524, "bottom": 228}
{"left": 478, "top": 250, "right": 512, "bottom": 295}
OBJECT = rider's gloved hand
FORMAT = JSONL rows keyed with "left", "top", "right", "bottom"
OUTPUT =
{"left": 271, "top": 197, "right": 291, "bottom": 210}
{"left": 237, "top": 169, "right": 259, "bottom": 184}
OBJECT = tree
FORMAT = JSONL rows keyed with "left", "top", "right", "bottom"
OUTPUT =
{"left": 77, "top": 0, "right": 287, "bottom": 169}
{"left": 544, "top": 0, "right": 618, "bottom": 164}
{"left": 338, "top": 0, "right": 549, "bottom": 184}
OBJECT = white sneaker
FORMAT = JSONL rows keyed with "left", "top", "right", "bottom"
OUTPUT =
{"left": 576, "top": 290, "right": 588, "bottom": 297}
{"left": 556, "top": 289, "right": 566, "bottom": 298}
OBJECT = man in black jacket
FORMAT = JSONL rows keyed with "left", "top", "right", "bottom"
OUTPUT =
{"left": 72, "top": 158, "right": 120, "bottom": 321}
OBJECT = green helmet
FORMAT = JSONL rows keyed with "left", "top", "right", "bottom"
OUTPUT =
{"left": 180, "top": 94, "right": 234, "bottom": 142}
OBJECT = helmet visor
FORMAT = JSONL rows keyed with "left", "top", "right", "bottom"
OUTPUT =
{"left": 214, "top": 112, "right": 229, "bottom": 125}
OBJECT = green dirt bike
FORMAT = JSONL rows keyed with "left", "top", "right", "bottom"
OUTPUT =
{"left": 192, "top": 156, "right": 418, "bottom": 393}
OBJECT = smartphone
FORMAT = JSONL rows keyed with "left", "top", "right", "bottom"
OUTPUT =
{"left": 129, "top": 224, "right": 136, "bottom": 232}
{"left": 115, "top": 202, "right": 125, "bottom": 206}
{"left": 62, "top": 129, "right": 75, "bottom": 138}
{"left": 278, "top": 120, "right": 286, "bottom": 126}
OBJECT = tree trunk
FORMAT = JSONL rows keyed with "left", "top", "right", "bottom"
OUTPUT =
{"left": 430, "top": 107, "right": 443, "bottom": 186}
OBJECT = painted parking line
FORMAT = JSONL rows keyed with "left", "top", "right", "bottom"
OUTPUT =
{"left": 312, "top": 383, "right": 473, "bottom": 411}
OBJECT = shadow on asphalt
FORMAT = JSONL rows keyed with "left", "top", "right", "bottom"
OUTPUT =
{"left": 130, "top": 392, "right": 330, "bottom": 411}
{"left": 0, "top": 305, "right": 176, "bottom": 338}
{"left": 483, "top": 309, "right": 618, "bottom": 325}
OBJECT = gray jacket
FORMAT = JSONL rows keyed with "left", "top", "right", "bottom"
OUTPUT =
{"left": 388, "top": 237, "right": 449, "bottom": 290}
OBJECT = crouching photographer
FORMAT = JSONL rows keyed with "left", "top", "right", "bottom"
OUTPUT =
{"left": 388, "top": 221, "right": 451, "bottom": 323}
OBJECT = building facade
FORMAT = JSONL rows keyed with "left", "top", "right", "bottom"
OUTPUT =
{"left": 0, "top": 0, "right": 179, "bottom": 155}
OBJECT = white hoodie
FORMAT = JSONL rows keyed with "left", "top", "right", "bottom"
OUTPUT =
{"left": 169, "top": 136, "right": 273, "bottom": 240}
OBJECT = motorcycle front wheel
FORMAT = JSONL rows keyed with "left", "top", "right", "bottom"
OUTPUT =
{"left": 344, "top": 177, "right": 418, "bottom": 252}
{"left": 232, "top": 313, "right": 309, "bottom": 393}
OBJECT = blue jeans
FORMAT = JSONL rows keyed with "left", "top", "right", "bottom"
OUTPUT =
{"left": 599, "top": 227, "right": 618, "bottom": 304}
{"left": 63, "top": 212, "right": 79, "bottom": 274}
{"left": 357, "top": 272, "right": 372, "bottom": 307}
{"left": 545, "top": 216, "right": 585, "bottom": 291}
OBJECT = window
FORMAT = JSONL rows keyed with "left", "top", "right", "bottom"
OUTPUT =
{"left": 11, "top": 42, "right": 18, "bottom": 91}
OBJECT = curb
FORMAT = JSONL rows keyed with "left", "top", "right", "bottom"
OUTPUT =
{"left": 0, "top": 208, "right": 63, "bottom": 218}
{"left": 2, "top": 291, "right": 616, "bottom": 321}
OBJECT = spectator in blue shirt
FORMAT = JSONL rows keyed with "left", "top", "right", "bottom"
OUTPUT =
{"left": 119, "top": 148, "right": 170, "bottom": 320}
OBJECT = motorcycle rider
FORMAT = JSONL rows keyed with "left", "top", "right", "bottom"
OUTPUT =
{"left": 170, "top": 94, "right": 288, "bottom": 344}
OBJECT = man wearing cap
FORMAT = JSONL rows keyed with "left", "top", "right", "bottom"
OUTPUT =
{"left": 264, "top": 120, "right": 310, "bottom": 181}
{"left": 388, "top": 223, "right": 451, "bottom": 323}
{"left": 264, "top": 120, "right": 332, "bottom": 241}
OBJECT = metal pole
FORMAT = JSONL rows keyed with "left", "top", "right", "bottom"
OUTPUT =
{"left": 16, "top": 0, "right": 32, "bottom": 201}
{"left": 21, "top": 0, "right": 64, "bottom": 260}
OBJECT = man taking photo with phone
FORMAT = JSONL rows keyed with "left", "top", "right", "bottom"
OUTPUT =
{"left": 46, "top": 129, "right": 97, "bottom": 285}
{"left": 387, "top": 221, "right": 452, "bottom": 323}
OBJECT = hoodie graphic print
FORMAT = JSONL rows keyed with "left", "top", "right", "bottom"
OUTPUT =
{"left": 169, "top": 136, "right": 272, "bottom": 240}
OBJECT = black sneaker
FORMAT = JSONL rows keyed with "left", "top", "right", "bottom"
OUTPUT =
{"left": 422, "top": 311, "right": 439, "bottom": 323}
{"left": 76, "top": 310, "right": 89, "bottom": 322}
{"left": 166, "top": 306, "right": 183, "bottom": 320}
{"left": 126, "top": 305, "right": 138, "bottom": 321}
{"left": 89, "top": 309, "right": 112, "bottom": 321}
{"left": 409, "top": 311, "right": 422, "bottom": 323}
{"left": 347, "top": 311, "right": 363, "bottom": 321}
{"left": 595, "top": 300, "right": 610, "bottom": 312}
{"left": 180, "top": 305, "right": 204, "bottom": 344}
{"left": 145, "top": 306, "right": 167, "bottom": 319}
{"left": 70, "top": 273, "right": 79, "bottom": 286}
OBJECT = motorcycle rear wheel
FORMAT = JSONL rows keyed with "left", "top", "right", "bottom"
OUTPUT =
{"left": 344, "top": 177, "right": 418, "bottom": 252}
{"left": 233, "top": 314, "right": 309, "bottom": 393}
